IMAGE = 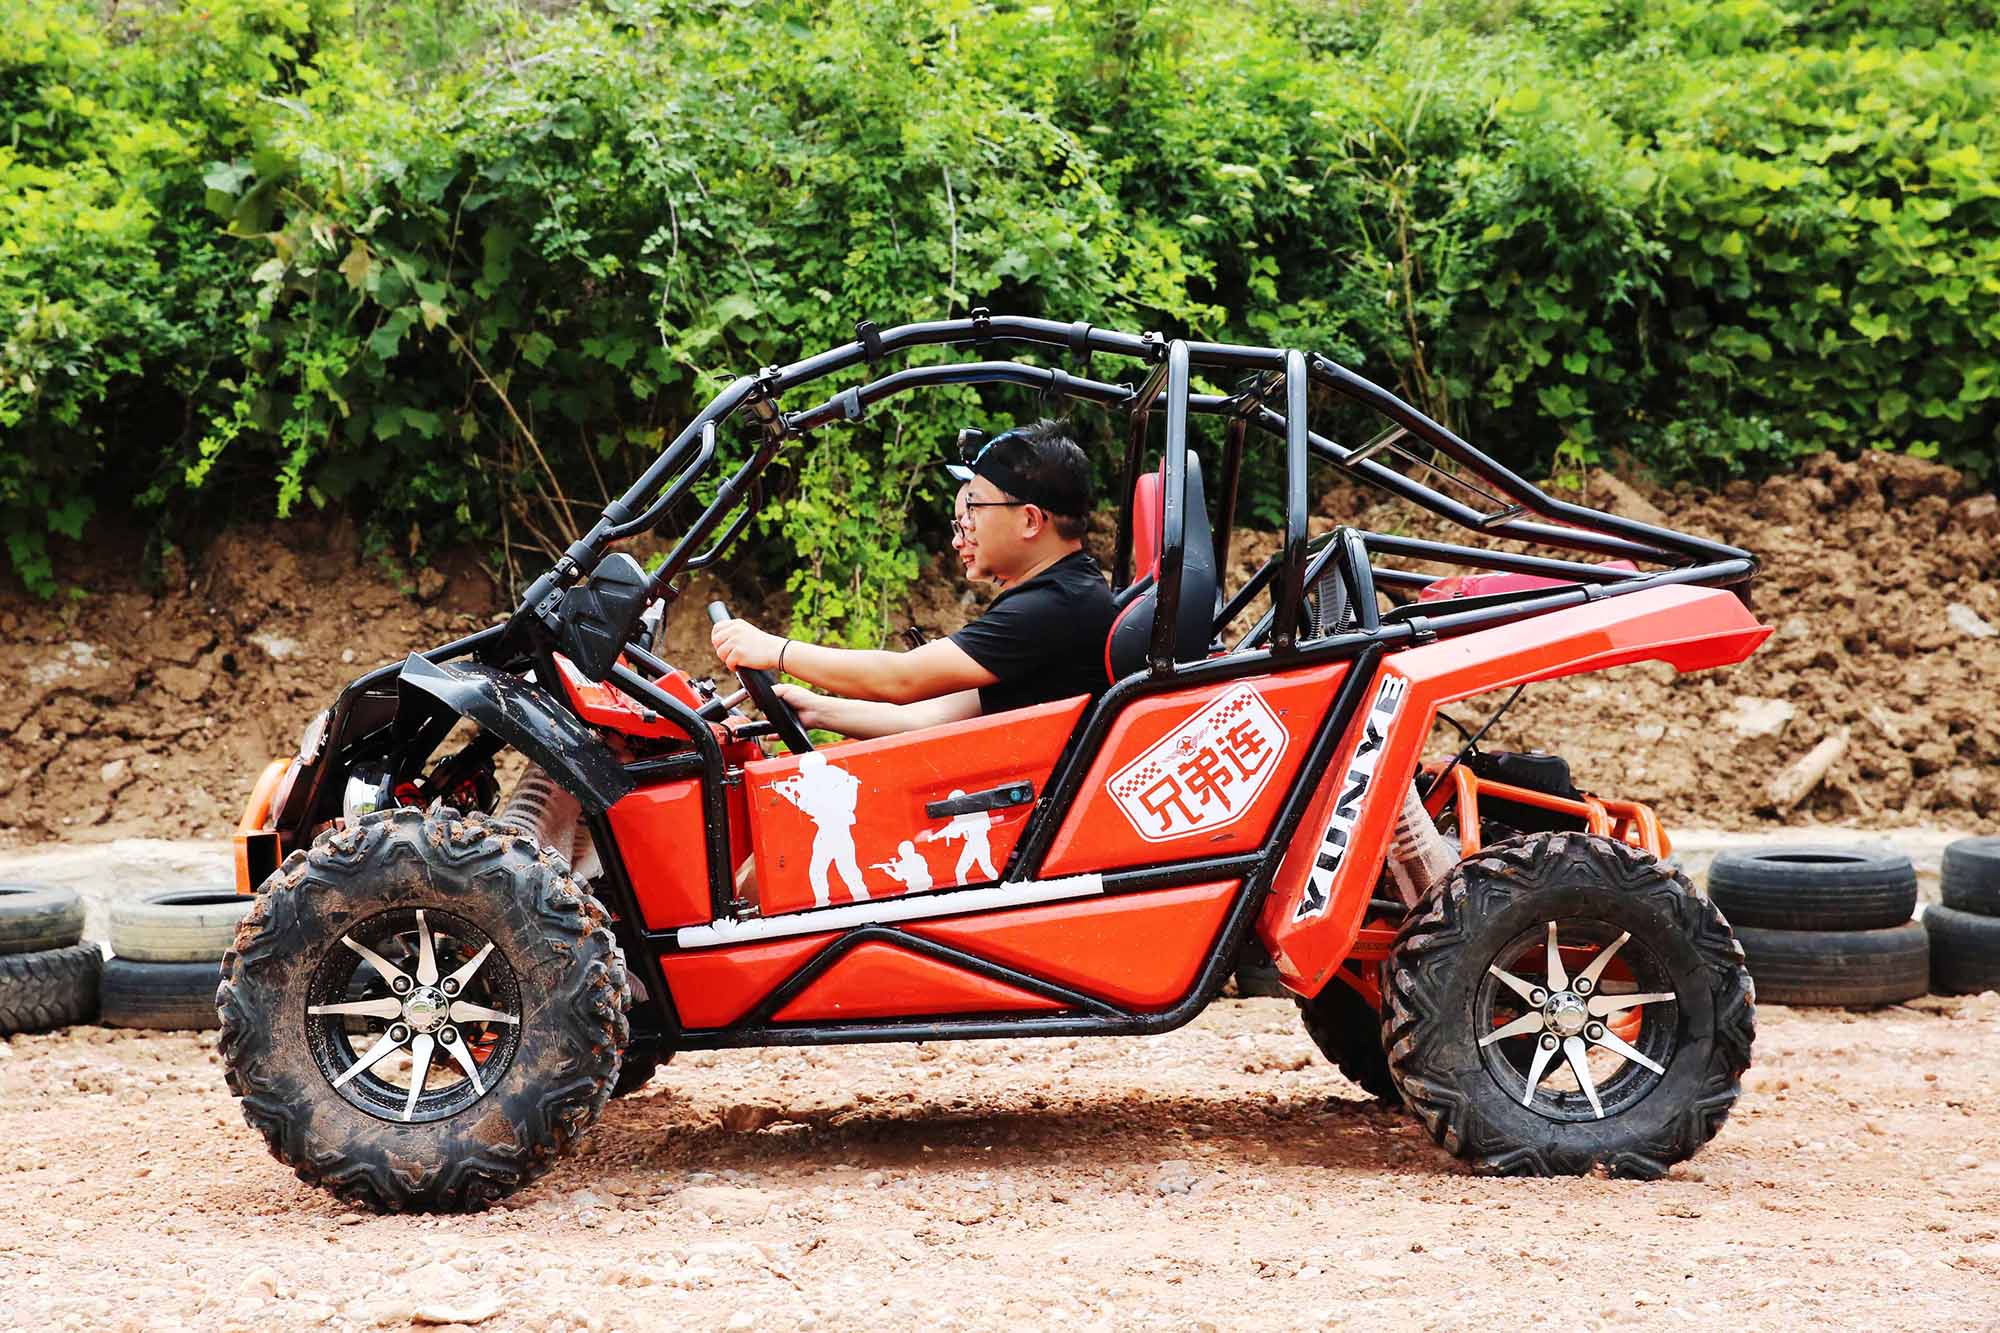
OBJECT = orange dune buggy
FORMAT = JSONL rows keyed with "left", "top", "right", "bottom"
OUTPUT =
{"left": 222, "top": 314, "right": 1767, "bottom": 1210}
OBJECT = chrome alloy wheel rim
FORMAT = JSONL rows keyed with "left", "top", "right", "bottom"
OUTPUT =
{"left": 304, "top": 908, "right": 522, "bottom": 1124}
{"left": 1474, "top": 918, "right": 1681, "bottom": 1122}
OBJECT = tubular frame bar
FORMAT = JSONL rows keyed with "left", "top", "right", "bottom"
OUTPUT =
{"left": 1150, "top": 340, "right": 1193, "bottom": 671}
{"left": 1273, "top": 350, "right": 1311, "bottom": 652}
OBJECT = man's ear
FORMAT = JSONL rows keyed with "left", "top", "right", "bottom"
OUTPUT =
{"left": 1019, "top": 504, "right": 1048, "bottom": 539}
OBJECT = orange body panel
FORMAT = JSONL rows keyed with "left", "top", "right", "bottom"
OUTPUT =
{"left": 773, "top": 941, "right": 1066, "bottom": 1022}
{"left": 1262, "top": 585, "right": 1769, "bottom": 996}
{"left": 741, "top": 697, "right": 1087, "bottom": 916}
{"left": 660, "top": 933, "right": 836, "bottom": 1027}
{"left": 607, "top": 779, "right": 714, "bottom": 930}
{"left": 907, "top": 880, "right": 1238, "bottom": 1010}
{"left": 1040, "top": 663, "right": 1350, "bottom": 878}
{"left": 233, "top": 758, "right": 290, "bottom": 894}
{"left": 553, "top": 652, "right": 707, "bottom": 741}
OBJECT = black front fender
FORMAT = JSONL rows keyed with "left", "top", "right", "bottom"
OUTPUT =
{"left": 397, "top": 654, "right": 633, "bottom": 815}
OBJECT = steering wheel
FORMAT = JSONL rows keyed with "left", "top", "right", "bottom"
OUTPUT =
{"left": 706, "top": 601, "right": 814, "bottom": 754}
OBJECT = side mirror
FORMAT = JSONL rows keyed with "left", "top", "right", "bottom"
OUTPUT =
{"left": 554, "top": 553, "right": 653, "bottom": 681}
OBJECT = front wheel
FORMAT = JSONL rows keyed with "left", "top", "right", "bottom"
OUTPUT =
{"left": 218, "top": 806, "right": 629, "bottom": 1212}
{"left": 1383, "top": 832, "right": 1754, "bottom": 1178}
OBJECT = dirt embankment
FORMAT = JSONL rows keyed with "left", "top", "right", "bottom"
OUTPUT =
{"left": 2, "top": 451, "right": 1995, "bottom": 848}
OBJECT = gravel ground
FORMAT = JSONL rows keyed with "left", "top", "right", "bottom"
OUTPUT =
{"left": 2, "top": 995, "right": 1996, "bottom": 1331}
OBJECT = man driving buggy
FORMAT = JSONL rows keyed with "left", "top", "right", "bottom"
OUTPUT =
{"left": 710, "top": 418, "right": 1115, "bottom": 740}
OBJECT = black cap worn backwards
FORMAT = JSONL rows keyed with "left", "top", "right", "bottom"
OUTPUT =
{"left": 943, "top": 424, "right": 1091, "bottom": 516}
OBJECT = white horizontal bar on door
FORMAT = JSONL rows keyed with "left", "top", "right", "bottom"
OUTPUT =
{"left": 673, "top": 873, "right": 1107, "bottom": 950}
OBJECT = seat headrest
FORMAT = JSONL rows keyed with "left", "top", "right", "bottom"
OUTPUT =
{"left": 1105, "top": 451, "right": 1219, "bottom": 682}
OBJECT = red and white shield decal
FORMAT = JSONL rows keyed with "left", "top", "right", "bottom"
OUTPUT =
{"left": 1107, "top": 684, "right": 1289, "bottom": 842}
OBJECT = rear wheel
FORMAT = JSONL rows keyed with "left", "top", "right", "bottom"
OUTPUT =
{"left": 1296, "top": 977, "right": 1398, "bottom": 1103}
{"left": 1384, "top": 832, "right": 1754, "bottom": 1178}
{"left": 218, "top": 806, "right": 629, "bottom": 1212}
{"left": 610, "top": 1038, "right": 673, "bottom": 1099}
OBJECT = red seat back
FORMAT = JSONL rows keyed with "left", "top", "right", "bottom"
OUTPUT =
{"left": 1131, "top": 469, "right": 1163, "bottom": 579}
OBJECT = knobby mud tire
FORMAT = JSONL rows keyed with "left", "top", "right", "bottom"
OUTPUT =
{"left": 1296, "top": 978, "right": 1399, "bottom": 1104}
{"left": 0, "top": 943, "right": 102, "bottom": 1035}
{"left": 1383, "top": 832, "right": 1755, "bottom": 1179}
{"left": 217, "top": 806, "right": 629, "bottom": 1213}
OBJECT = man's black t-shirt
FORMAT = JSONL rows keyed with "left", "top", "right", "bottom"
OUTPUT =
{"left": 949, "top": 550, "right": 1115, "bottom": 714}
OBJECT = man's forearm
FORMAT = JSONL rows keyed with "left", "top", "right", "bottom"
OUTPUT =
{"left": 783, "top": 641, "right": 928, "bottom": 703}
{"left": 812, "top": 694, "right": 917, "bottom": 739}
{"left": 808, "top": 689, "right": 981, "bottom": 740}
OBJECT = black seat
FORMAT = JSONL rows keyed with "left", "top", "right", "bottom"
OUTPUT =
{"left": 1104, "top": 450, "right": 1219, "bottom": 681}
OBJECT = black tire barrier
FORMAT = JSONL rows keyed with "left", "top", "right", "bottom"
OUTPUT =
{"left": 1924, "top": 905, "right": 2000, "bottom": 996}
{"left": 100, "top": 958, "right": 224, "bottom": 1031}
{"left": 0, "top": 944, "right": 103, "bottom": 1036}
{"left": 109, "top": 890, "right": 254, "bottom": 963}
{"left": 0, "top": 884, "right": 86, "bottom": 957}
{"left": 1941, "top": 836, "right": 2000, "bottom": 917}
{"left": 1706, "top": 845, "right": 1917, "bottom": 932}
{"left": 1732, "top": 921, "right": 1929, "bottom": 1007}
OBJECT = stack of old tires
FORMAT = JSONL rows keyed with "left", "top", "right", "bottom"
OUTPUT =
{"left": 1929, "top": 836, "right": 2000, "bottom": 996}
{"left": 1707, "top": 846, "right": 1929, "bottom": 1006}
{"left": 102, "top": 891, "right": 251, "bottom": 1031}
{"left": 0, "top": 884, "right": 102, "bottom": 1035}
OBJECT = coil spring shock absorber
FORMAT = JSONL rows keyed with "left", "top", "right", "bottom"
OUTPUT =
{"left": 497, "top": 766, "right": 601, "bottom": 879}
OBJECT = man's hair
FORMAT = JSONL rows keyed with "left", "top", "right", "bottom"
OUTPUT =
{"left": 984, "top": 418, "right": 1092, "bottom": 540}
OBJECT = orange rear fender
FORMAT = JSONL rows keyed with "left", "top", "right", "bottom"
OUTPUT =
{"left": 1262, "top": 584, "right": 1767, "bottom": 997}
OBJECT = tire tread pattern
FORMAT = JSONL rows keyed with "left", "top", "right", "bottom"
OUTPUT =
{"left": 1296, "top": 980, "right": 1399, "bottom": 1103}
{"left": 0, "top": 943, "right": 102, "bottom": 1034}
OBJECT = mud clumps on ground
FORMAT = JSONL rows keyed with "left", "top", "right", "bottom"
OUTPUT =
{"left": 2, "top": 451, "right": 1995, "bottom": 847}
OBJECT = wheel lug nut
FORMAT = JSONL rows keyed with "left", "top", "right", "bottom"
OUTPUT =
{"left": 1539, "top": 1033, "right": 1559, "bottom": 1051}
{"left": 1576, "top": 978, "right": 1593, "bottom": 995}
{"left": 1529, "top": 988, "right": 1548, "bottom": 1006}
{"left": 392, "top": 976, "right": 413, "bottom": 994}
{"left": 439, "top": 1026, "right": 457, "bottom": 1044}
{"left": 388, "top": 1023, "right": 410, "bottom": 1044}
{"left": 1586, "top": 1022, "right": 1606, "bottom": 1041}
{"left": 441, "top": 978, "right": 459, "bottom": 996}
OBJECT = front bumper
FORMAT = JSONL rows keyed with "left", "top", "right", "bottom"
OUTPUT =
{"left": 233, "top": 758, "right": 291, "bottom": 894}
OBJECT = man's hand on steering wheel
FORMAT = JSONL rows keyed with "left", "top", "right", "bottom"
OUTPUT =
{"left": 710, "top": 616, "right": 786, "bottom": 674}
{"left": 707, "top": 603, "right": 814, "bottom": 753}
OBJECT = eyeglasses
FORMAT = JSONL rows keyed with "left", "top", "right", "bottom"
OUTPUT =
{"left": 950, "top": 499, "right": 1030, "bottom": 543}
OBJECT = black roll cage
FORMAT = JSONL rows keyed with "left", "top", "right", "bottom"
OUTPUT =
{"left": 494, "top": 311, "right": 1753, "bottom": 683}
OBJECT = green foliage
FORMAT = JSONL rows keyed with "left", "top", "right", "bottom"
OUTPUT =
{"left": 3, "top": 0, "right": 1996, "bottom": 636}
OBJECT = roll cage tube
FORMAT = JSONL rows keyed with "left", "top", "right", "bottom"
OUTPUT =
{"left": 485, "top": 310, "right": 1756, "bottom": 708}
